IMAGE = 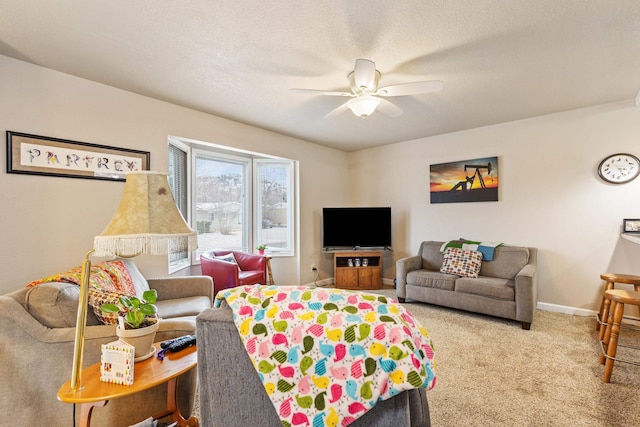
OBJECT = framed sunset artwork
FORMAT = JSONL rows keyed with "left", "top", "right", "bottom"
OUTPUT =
{"left": 430, "top": 156, "right": 499, "bottom": 204}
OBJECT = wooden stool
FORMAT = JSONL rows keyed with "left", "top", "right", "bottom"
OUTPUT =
{"left": 597, "top": 273, "right": 640, "bottom": 330}
{"left": 598, "top": 289, "right": 640, "bottom": 383}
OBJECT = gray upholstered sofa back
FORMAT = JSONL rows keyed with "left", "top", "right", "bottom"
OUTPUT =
{"left": 419, "top": 241, "right": 535, "bottom": 279}
{"left": 197, "top": 302, "right": 432, "bottom": 426}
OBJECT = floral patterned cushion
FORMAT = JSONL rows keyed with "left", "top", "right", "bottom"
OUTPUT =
{"left": 440, "top": 247, "right": 483, "bottom": 278}
{"left": 88, "top": 288, "right": 130, "bottom": 325}
{"left": 27, "top": 260, "right": 136, "bottom": 294}
{"left": 27, "top": 260, "right": 138, "bottom": 325}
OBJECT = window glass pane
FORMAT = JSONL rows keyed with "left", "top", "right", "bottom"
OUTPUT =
{"left": 256, "top": 161, "right": 292, "bottom": 255}
{"left": 195, "top": 153, "right": 248, "bottom": 258}
{"left": 168, "top": 143, "right": 188, "bottom": 266}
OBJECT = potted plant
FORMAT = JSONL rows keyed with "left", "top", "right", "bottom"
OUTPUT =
{"left": 101, "top": 289, "right": 160, "bottom": 361}
{"left": 256, "top": 244, "right": 266, "bottom": 255}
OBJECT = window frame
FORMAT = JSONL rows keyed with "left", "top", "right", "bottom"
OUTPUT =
{"left": 167, "top": 139, "right": 191, "bottom": 272}
{"left": 192, "top": 147, "right": 252, "bottom": 259}
{"left": 168, "top": 136, "right": 296, "bottom": 270}
{"left": 254, "top": 159, "right": 294, "bottom": 256}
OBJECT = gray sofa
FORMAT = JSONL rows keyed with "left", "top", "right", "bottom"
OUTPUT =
{"left": 396, "top": 241, "right": 537, "bottom": 329}
{"left": 196, "top": 302, "right": 431, "bottom": 427}
{"left": 0, "top": 258, "right": 213, "bottom": 427}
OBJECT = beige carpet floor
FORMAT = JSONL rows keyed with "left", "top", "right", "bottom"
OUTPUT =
{"left": 194, "top": 288, "right": 640, "bottom": 426}
{"left": 370, "top": 288, "right": 640, "bottom": 427}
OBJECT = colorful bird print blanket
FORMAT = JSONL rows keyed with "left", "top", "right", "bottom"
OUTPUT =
{"left": 214, "top": 285, "right": 436, "bottom": 427}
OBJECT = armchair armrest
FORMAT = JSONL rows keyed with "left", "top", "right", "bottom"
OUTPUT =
{"left": 148, "top": 276, "right": 214, "bottom": 304}
{"left": 201, "top": 253, "right": 242, "bottom": 291}
{"left": 1, "top": 294, "right": 116, "bottom": 345}
{"left": 396, "top": 255, "right": 423, "bottom": 299}
{"left": 233, "top": 251, "right": 267, "bottom": 272}
{"left": 514, "top": 263, "right": 538, "bottom": 328}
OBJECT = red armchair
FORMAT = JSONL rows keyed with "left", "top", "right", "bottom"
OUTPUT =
{"left": 200, "top": 250, "right": 268, "bottom": 294}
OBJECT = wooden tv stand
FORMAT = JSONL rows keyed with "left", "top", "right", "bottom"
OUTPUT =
{"left": 333, "top": 250, "right": 382, "bottom": 290}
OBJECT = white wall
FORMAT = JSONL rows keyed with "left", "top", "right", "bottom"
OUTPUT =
{"left": 349, "top": 101, "right": 640, "bottom": 313}
{"left": 3, "top": 53, "right": 639, "bottom": 315}
{"left": 0, "top": 55, "right": 349, "bottom": 294}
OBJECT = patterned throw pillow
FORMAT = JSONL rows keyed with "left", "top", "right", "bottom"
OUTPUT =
{"left": 214, "top": 253, "right": 236, "bottom": 263}
{"left": 88, "top": 288, "right": 130, "bottom": 325}
{"left": 214, "top": 253, "right": 242, "bottom": 271}
{"left": 440, "top": 247, "right": 483, "bottom": 278}
{"left": 26, "top": 260, "right": 136, "bottom": 295}
{"left": 27, "top": 260, "right": 140, "bottom": 326}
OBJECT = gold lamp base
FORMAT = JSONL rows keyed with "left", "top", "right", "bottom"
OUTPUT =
{"left": 69, "top": 249, "right": 94, "bottom": 392}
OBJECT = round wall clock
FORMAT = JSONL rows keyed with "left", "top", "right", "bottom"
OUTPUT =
{"left": 597, "top": 153, "right": 640, "bottom": 184}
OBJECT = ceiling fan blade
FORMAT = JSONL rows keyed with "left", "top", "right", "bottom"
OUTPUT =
{"left": 324, "top": 101, "right": 350, "bottom": 119}
{"left": 376, "top": 80, "right": 444, "bottom": 97}
{"left": 291, "top": 88, "right": 352, "bottom": 97}
{"left": 377, "top": 98, "right": 403, "bottom": 118}
{"left": 353, "top": 59, "right": 377, "bottom": 91}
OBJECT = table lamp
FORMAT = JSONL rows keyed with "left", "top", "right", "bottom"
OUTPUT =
{"left": 70, "top": 171, "right": 197, "bottom": 391}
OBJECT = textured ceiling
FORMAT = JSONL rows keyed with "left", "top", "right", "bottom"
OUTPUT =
{"left": 1, "top": 1, "right": 639, "bottom": 152}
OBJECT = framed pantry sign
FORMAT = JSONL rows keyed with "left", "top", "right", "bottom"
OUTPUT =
{"left": 6, "top": 131, "right": 150, "bottom": 182}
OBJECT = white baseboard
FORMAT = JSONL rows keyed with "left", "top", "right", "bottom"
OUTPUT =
{"left": 536, "top": 302, "right": 596, "bottom": 317}
{"left": 537, "top": 302, "right": 640, "bottom": 324}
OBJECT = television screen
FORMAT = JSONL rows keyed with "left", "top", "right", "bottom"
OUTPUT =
{"left": 322, "top": 207, "right": 392, "bottom": 249}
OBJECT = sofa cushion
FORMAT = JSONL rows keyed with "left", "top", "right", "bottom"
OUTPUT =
{"left": 25, "top": 282, "right": 100, "bottom": 328}
{"left": 406, "top": 270, "right": 457, "bottom": 291}
{"left": 87, "top": 288, "right": 133, "bottom": 325}
{"left": 440, "top": 247, "right": 482, "bottom": 278}
{"left": 117, "top": 258, "right": 150, "bottom": 297}
{"left": 420, "top": 242, "right": 446, "bottom": 270}
{"left": 156, "top": 296, "right": 212, "bottom": 318}
{"left": 25, "top": 260, "right": 149, "bottom": 328}
{"left": 440, "top": 239, "right": 503, "bottom": 261}
{"left": 478, "top": 246, "right": 529, "bottom": 279}
{"left": 455, "top": 276, "right": 515, "bottom": 300}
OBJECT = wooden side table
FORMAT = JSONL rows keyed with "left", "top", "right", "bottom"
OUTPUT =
{"left": 58, "top": 342, "right": 198, "bottom": 427}
{"left": 265, "top": 255, "right": 274, "bottom": 285}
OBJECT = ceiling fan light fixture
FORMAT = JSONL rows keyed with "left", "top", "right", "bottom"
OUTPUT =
{"left": 347, "top": 95, "right": 380, "bottom": 118}
{"left": 292, "top": 58, "right": 443, "bottom": 119}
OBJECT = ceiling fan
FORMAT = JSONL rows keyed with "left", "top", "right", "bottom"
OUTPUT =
{"left": 291, "top": 58, "right": 444, "bottom": 119}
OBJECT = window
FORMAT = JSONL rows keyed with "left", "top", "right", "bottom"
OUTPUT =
{"left": 168, "top": 137, "right": 295, "bottom": 270}
{"left": 167, "top": 142, "right": 189, "bottom": 270}
{"left": 194, "top": 150, "right": 250, "bottom": 260}
{"left": 168, "top": 144, "right": 188, "bottom": 219}
{"left": 255, "top": 160, "right": 294, "bottom": 254}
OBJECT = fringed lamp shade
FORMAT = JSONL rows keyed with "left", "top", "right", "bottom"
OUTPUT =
{"left": 93, "top": 171, "right": 197, "bottom": 257}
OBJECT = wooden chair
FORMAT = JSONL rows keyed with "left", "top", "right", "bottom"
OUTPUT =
{"left": 596, "top": 273, "right": 640, "bottom": 331}
{"left": 598, "top": 289, "right": 640, "bottom": 383}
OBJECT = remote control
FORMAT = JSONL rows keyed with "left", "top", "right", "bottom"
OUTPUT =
{"left": 161, "top": 335, "right": 196, "bottom": 349}
{"left": 167, "top": 335, "right": 196, "bottom": 352}
{"left": 157, "top": 335, "right": 196, "bottom": 361}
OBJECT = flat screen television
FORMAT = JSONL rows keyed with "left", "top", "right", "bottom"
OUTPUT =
{"left": 322, "top": 207, "right": 392, "bottom": 250}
